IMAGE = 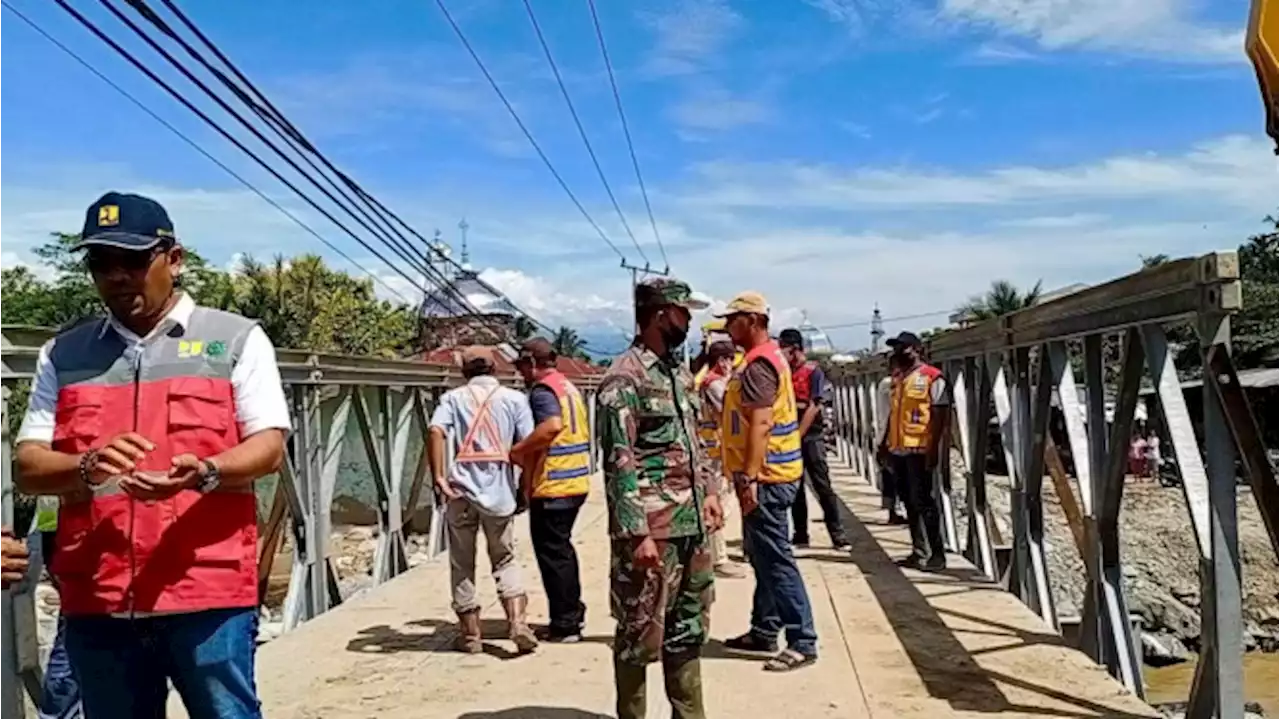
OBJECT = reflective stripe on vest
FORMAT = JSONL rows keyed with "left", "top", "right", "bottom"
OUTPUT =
{"left": 721, "top": 341, "right": 803, "bottom": 484}
{"left": 532, "top": 372, "right": 591, "bottom": 498}
{"left": 48, "top": 306, "right": 257, "bottom": 616}
{"left": 454, "top": 385, "right": 509, "bottom": 463}
{"left": 887, "top": 364, "right": 941, "bottom": 453}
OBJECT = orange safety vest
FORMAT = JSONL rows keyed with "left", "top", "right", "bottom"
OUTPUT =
{"left": 529, "top": 371, "right": 591, "bottom": 499}
{"left": 887, "top": 363, "right": 942, "bottom": 453}
{"left": 721, "top": 341, "right": 803, "bottom": 484}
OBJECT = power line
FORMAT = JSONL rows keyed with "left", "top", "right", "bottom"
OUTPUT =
{"left": 434, "top": 0, "right": 630, "bottom": 264}
{"left": 48, "top": 0, "right": 441, "bottom": 304}
{"left": 143, "top": 0, "right": 466, "bottom": 308}
{"left": 95, "top": 0, "right": 469, "bottom": 310}
{"left": 821, "top": 308, "right": 954, "bottom": 331}
{"left": 2, "top": 0, "right": 414, "bottom": 305}
{"left": 521, "top": 0, "right": 648, "bottom": 267}
{"left": 586, "top": 0, "right": 669, "bottom": 272}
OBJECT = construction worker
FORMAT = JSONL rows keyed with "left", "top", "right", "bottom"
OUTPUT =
{"left": 718, "top": 292, "right": 818, "bottom": 673}
{"left": 598, "top": 277, "right": 722, "bottom": 719}
{"left": 1, "top": 527, "right": 29, "bottom": 590}
{"left": 512, "top": 337, "right": 590, "bottom": 643}
{"left": 877, "top": 331, "right": 950, "bottom": 571}
{"left": 777, "top": 329, "right": 850, "bottom": 550}
{"left": 696, "top": 340, "right": 747, "bottom": 578}
{"left": 429, "top": 348, "right": 540, "bottom": 655}
{"left": 13, "top": 192, "right": 291, "bottom": 717}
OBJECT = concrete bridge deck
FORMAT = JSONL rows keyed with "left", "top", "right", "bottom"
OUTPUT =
{"left": 206, "top": 467, "right": 1158, "bottom": 719}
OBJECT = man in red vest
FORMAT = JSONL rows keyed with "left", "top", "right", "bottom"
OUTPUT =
{"left": 1, "top": 527, "right": 29, "bottom": 590}
{"left": 14, "top": 192, "right": 290, "bottom": 718}
{"left": 777, "top": 329, "right": 850, "bottom": 550}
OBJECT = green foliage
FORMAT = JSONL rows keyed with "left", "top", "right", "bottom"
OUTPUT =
{"left": 551, "top": 326, "right": 589, "bottom": 360}
{"left": 2, "top": 233, "right": 419, "bottom": 357}
{"left": 956, "top": 279, "right": 1043, "bottom": 321}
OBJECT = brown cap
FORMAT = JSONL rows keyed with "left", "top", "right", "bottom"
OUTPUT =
{"left": 714, "top": 290, "right": 769, "bottom": 317}
{"left": 706, "top": 340, "right": 736, "bottom": 362}
{"left": 516, "top": 337, "right": 556, "bottom": 365}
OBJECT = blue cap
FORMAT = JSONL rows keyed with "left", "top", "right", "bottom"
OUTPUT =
{"left": 74, "top": 192, "right": 175, "bottom": 251}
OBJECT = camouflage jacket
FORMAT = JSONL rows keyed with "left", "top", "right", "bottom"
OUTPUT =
{"left": 597, "top": 344, "right": 711, "bottom": 540}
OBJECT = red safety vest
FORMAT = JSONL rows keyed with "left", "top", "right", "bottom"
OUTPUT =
{"left": 791, "top": 361, "right": 818, "bottom": 410}
{"left": 47, "top": 307, "right": 259, "bottom": 616}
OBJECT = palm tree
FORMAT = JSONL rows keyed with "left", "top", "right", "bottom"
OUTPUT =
{"left": 956, "top": 279, "right": 1043, "bottom": 321}
{"left": 551, "top": 326, "right": 589, "bottom": 359}
{"left": 513, "top": 316, "right": 537, "bottom": 342}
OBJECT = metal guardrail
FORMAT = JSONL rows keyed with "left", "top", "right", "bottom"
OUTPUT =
{"left": 0, "top": 326, "right": 603, "bottom": 717}
{"left": 826, "top": 251, "right": 1277, "bottom": 717}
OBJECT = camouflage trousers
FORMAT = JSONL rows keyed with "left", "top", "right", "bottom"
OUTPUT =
{"left": 610, "top": 535, "right": 714, "bottom": 665}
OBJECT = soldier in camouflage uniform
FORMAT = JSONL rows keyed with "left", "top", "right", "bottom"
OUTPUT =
{"left": 597, "top": 277, "right": 724, "bottom": 719}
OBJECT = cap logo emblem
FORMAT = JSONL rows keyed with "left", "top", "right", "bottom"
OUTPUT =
{"left": 98, "top": 205, "right": 120, "bottom": 227}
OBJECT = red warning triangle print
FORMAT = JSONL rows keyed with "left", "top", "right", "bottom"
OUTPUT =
{"left": 455, "top": 386, "right": 509, "bottom": 463}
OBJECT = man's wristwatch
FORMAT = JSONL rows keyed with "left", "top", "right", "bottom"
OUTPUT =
{"left": 78, "top": 450, "right": 99, "bottom": 488}
{"left": 196, "top": 459, "right": 222, "bottom": 494}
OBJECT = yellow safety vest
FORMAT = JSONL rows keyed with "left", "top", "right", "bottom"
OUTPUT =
{"left": 531, "top": 371, "right": 591, "bottom": 499}
{"left": 696, "top": 369, "right": 730, "bottom": 461}
{"left": 721, "top": 341, "right": 803, "bottom": 484}
{"left": 887, "top": 364, "right": 942, "bottom": 453}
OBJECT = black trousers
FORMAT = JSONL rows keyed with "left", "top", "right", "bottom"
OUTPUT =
{"left": 530, "top": 496, "right": 587, "bottom": 634}
{"left": 791, "top": 436, "right": 848, "bottom": 544}
{"left": 880, "top": 465, "right": 899, "bottom": 512}
{"left": 890, "top": 453, "right": 946, "bottom": 561}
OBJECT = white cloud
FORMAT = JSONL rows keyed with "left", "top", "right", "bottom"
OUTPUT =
{"left": 4, "top": 134, "right": 1273, "bottom": 353}
{"left": 669, "top": 85, "right": 775, "bottom": 137}
{"left": 940, "top": 0, "right": 1244, "bottom": 62}
{"left": 640, "top": 0, "right": 744, "bottom": 77}
{"left": 684, "top": 135, "right": 1275, "bottom": 211}
{"left": 839, "top": 121, "right": 873, "bottom": 139}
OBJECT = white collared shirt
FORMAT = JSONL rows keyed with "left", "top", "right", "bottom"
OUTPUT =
{"left": 17, "top": 293, "right": 292, "bottom": 444}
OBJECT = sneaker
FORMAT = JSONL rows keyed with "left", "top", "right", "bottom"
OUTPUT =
{"left": 895, "top": 555, "right": 925, "bottom": 570}
{"left": 792, "top": 536, "right": 811, "bottom": 549}
{"left": 714, "top": 563, "right": 747, "bottom": 579}
{"left": 832, "top": 539, "right": 852, "bottom": 551}
{"left": 538, "top": 626, "right": 583, "bottom": 643}
{"left": 724, "top": 632, "right": 778, "bottom": 654}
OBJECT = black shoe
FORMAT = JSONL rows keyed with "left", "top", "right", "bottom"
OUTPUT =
{"left": 724, "top": 632, "right": 778, "bottom": 654}
{"left": 895, "top": 555, "right": 925, "bottom": 570}
{"left": 539, "top": 626, "right": 583, "bottom": 643}
{"left": 792, "top": 536, "right": 811, "bottom": 548}
{"left": 832, "top": 539, "right": 852, "bottom": 551}
{"left": 922, "top": 556, "right": 947, "bottom": 572}
{"left": 887, "top": 513, "right": 909, "bottom": 525}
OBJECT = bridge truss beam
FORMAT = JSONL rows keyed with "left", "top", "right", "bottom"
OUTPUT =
{"left": 828, "top": 251, "right": 1275, "bottom": 718}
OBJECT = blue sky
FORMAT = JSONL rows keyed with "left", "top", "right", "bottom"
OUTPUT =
{"left": 2, "top": 0, "right": 1275, "bottom": 352}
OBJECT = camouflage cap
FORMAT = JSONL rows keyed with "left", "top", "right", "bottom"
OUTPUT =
{"left": 634, "top": 276, "right": 710, "bottom": 311}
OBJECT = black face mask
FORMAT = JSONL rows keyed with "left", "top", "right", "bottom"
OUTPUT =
{"left": 659, "top": 317, "right": 690, "bottom": 351}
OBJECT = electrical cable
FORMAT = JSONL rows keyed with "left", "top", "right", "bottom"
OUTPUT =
{"left": 521, "top": 0, "right": 648, "bottom": 267}
{"left": 586, "top": 0, "right": 669, "bottom": 271}
{"left": 434, "top": 0, "right": 630, "bottom": 264}
{"left": 0, "top": 1, "right": 417, "bottom": 305}
{"left": 90, "top": 0, "right": 469, "bottom": 310}
{"left": 138, "top": 0, "right": 460, "bottom": 302}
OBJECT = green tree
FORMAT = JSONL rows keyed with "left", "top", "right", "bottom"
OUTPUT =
{"left": 551, "top": 326, "right": 588, "bottom": 360}
{"left": 956, "top": 279, "right": 1044, "bottom": 321}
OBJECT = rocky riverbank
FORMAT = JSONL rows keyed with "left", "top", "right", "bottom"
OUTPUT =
{"left": 946, "top": 454, "right": 1278, "bottom": 665}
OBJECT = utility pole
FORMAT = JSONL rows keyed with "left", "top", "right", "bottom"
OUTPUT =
{"left": 621, "top": 260, "right": 670, "bottom": 333}
{"left": 870, "top": 303, "right": 884, "bottom": 353}
{"left": 458, "top": 218, "right": 471, "bottom": 271}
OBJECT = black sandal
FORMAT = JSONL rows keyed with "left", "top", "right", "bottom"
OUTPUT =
{"left": 763, "top": 648, "right": 817, "bottom": 672}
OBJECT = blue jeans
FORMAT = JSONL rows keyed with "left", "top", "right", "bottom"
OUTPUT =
{"left": 64, "top": 607, "right": 261, "bottom": 719}
{"left": 39, "top": 617, "right": 82, "bottom": 719}
{"left": 743, "top": 481, "right": 818, "bottom": 657}
{"left": 30, "top": 531, "right": 82, "bottom": 719}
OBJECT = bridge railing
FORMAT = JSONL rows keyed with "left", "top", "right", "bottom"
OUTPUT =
{"left": 827, "top": 251, "right": 1277, "bottom": 717}
{"left": 0, "top": 326, "right": 602, "bottom": 716}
